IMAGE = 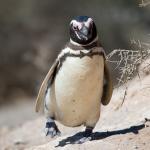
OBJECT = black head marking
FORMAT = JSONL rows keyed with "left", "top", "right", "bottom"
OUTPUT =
{"left": 69, "top": 16, "right": 97, "bottom": 45}
{"left": 74, "top": 16, "right": 89, "bottom": 22}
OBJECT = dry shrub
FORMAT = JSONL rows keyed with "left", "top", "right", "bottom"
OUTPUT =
{"left": 107, "top": 0, "right": 150, "bottom": 107}
{"left": 106, "top": 39, "right": 150, "bottom": 107}
{"left": 107, "top": 39, "right": 150, "bottom": 86}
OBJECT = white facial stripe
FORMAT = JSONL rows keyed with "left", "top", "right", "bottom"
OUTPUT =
{"left": 71, "top": 18, "right": 93, "bottom": 29}
{"left": 85, "top": 18, "right": 93, "bottom": 27}
{"left": 70, "top": 20, "right": 83, "bottom": 30}
{"left": 70, "top": 20, "right": 78, "bottom": 25}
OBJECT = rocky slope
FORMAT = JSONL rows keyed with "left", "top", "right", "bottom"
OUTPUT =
{"left": 1, "top": 59, "right": 150, "bottom": 150}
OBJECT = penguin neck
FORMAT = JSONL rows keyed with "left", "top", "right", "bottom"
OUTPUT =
{"left": 68, "top": 36, "right": 101, "bottom": 50}
{"left": 70, "top": 36, "right": 98, "bottom": 46}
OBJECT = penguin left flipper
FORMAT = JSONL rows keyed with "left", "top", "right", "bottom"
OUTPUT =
{"left": 35, "top": 60, "right": 59, "bottom": 113}
{"left": 101, "top": 59, "right": 113, "bottom": 105}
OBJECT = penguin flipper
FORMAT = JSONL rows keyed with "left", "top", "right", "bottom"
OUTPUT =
{"left": 101, "top": 60, "right": 113, "bottom": 105}
{"left": 35, "top": 60, "right": 59, "bottom": 112}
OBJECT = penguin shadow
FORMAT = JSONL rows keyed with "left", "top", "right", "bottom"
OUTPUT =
{"left": 55, "top": 123, "right": 145, "bottom": 147}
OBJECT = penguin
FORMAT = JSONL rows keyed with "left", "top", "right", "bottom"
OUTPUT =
{"left": 35, "top": 16, "right": 113, "bottom": 143}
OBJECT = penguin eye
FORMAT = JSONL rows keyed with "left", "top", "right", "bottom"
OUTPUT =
{"left": 72, "top": 25, "right": 78, "bottom": 31}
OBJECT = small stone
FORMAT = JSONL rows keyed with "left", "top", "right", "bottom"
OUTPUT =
{"left": 133, "top": 145, "right": 139, "bottom": 149}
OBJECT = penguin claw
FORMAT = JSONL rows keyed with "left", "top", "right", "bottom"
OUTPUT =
{"left": 45, "top": 127, "right": 61, "bottom": 137}
{"left": 45, "top": 121, "right": 61, "bottom": 138}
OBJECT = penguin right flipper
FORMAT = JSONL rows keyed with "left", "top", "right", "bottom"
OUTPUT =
{"left": 35, "top": 59, "right": 59, "bottom": 113}
{"left": 101, "top": 60, "right": 113, "bottom": 105}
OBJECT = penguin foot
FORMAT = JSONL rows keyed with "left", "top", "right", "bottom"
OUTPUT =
{"left": 45, "top": 121, "right": 61, "bottom": 138}
{"left": 75, "top": 127, "right": 93, "bottom": 144}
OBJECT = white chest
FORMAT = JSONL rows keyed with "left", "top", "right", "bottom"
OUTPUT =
{"left": 56, "top": 54, "right": 104, "bottom": 91}
{"left": 45, "top": 46, "right": 105, "bottom": 126}
{"left": 52, "top": 53, "right": 104, "bottom": 125}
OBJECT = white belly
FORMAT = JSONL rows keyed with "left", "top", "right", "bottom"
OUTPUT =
{"left": 51, "top": 55, "right": 104, "bottom": 126}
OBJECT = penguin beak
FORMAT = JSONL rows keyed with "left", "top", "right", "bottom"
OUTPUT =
{"left": 78, "top": 25, "right": 92, "bottom": 41}
{"left": 80, "top": 26, "right": 88, "bottom": 36}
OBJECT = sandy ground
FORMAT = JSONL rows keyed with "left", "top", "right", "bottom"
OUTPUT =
{"left": 0, "top": 100, "right": 38, "bottom": 127}
{"left": 0, "top": 59, "right": 150, "bottom": 150}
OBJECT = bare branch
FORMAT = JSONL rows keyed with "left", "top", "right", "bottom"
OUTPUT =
{"left": 107, "top": 39, "right": 150, "bottom": 108}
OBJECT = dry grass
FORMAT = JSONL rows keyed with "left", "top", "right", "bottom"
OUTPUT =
{"left": 106, "top": 39, "right": 150, "bottom": 86}
{"left": 106, "top": 39, "right": 150, "bottom": 107}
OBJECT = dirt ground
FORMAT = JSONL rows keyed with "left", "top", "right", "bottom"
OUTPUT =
{"left": 0, "top": 59, "right": 150, "bottom": 150}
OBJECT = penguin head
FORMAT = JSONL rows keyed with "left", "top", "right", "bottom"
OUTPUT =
{"left": 70, "top": 16, "right": 97, "bottom": 45}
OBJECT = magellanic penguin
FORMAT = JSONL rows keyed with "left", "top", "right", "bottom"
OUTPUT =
{"left": 35, "top": 16, "right": 113, "bottom": 143}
